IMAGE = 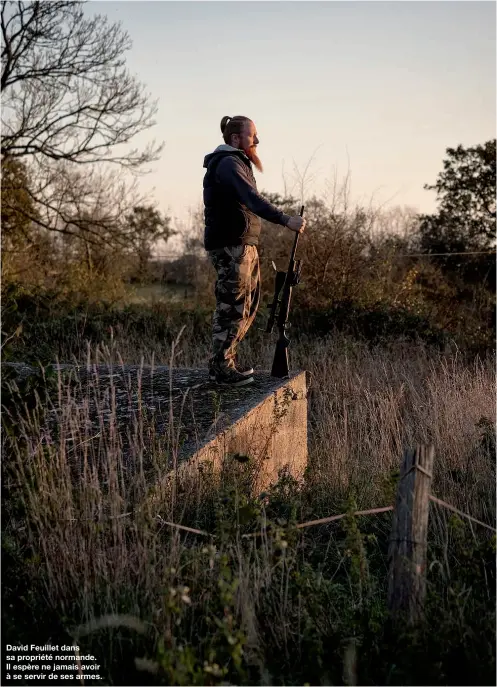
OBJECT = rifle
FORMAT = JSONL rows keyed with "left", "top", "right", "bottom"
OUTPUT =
{"left": 265, "top": 205, "right": 304, "bottom": 378}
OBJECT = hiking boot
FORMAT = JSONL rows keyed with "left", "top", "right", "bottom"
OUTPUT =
{"left": 209, "top": 361, "right": 254, "bottom": 381}
{"left": 211, "top": 365, "right": 254, "bottom": 387}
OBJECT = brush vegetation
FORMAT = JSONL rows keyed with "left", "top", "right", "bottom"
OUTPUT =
{"left": 2, "top": 311, "right": 495, "bottom": 685}
{"left": 1, "top": 9, "right": 495, "bottom": 678}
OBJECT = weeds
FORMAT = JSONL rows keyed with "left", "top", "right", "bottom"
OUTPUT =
{"left": 1, "top": 315, "right": 495, "bottom": 685}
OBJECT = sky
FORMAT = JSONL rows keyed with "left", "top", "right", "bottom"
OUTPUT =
{"left": 84, "top": 0, "right": 496, "bottom": 242}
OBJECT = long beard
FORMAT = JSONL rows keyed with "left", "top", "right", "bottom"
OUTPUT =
{"left": 244, "top": 145, "right": 263, "bottom": 173}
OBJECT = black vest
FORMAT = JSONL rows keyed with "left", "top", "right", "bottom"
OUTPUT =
{"left": 203, "top": 152, "right": 261, "bottom": 251}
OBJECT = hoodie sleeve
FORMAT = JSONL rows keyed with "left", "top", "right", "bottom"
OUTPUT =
{"left": 216, "top": 156, "right": 291, "bottom": 226}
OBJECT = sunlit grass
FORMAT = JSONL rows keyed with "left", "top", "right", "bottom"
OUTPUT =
{"left": 2, "top": 330, "right": 495, "bottom": 686}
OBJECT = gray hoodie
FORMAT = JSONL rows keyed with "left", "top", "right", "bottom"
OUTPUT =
{"left": 203, "top": 145, "right": 291, "bottom": 250}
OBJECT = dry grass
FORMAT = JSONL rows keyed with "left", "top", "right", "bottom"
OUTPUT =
{"left": 299, "top": 338, "right": 495, "bottom": 521}
{"left": 2, "top": 333, "right": 495, "bottom": 685}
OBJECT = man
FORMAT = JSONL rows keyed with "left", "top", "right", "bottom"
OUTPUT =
{"left": 203, "top": 115, "right": 306, "bottom": 387}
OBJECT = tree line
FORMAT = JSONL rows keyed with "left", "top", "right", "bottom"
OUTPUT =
{"left": 1, "top": 1, "right": 495, "bottom": 344}
{"left": 1, "top": 0, "right": 173, "bottom": 287}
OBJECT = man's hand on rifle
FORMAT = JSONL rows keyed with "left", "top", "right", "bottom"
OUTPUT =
{"left": 286, "top": 215, "right": 306, "bottom": 233}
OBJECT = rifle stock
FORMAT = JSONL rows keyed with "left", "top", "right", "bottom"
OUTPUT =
{"left": 266, "top": 205, "right": 305, "bottom": 378}
{"left": 270, "top": 336, "right": 290, "bottom": 378}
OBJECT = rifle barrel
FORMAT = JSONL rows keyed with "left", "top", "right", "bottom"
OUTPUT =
{"left": 269, "top": 205, "right": 305, "bottom": 378}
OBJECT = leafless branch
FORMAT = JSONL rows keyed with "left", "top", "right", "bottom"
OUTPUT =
{"left": 1, "top": 0, "right": 163, "bottom": 169}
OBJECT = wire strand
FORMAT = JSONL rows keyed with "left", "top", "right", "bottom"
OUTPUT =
{"left": 429, "top": 495, "right": 496, "bottom": 533}
{"left": 153, "top": 498, "right": 496, "bottom": 538}
{"left": 399, "top": 250, "right": 495, "bottom": 257}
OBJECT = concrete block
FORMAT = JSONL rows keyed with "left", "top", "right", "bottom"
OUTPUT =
{"left": 2, "top": 363, "right": 308, "bottom": 495}
{"left": 184, "top": 370, "right": 308, "bottom": 493}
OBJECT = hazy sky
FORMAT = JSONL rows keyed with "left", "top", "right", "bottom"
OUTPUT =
{"left": 84, "top": 1, "right": 496, "bottom": 228}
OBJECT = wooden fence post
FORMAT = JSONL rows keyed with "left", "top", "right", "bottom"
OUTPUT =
{"left": 388, "top": 444, "right": 434, "bottom": 624}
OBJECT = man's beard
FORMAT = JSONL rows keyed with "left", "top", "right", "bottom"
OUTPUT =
{"left": 244, "top": 145, "right": 263, "bottom": 173}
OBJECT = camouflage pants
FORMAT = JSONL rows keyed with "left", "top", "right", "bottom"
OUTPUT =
{"left": 208, "top": 245, "right": 260, "bottom": 368}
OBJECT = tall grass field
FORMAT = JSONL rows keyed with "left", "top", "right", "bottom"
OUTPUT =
{"left": 2, "top": 298, "right": 495, "bottom": 686}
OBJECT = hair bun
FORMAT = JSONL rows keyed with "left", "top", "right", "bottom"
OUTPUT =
{"left": 220, "top": 115, "right": 232, "bottom": 133}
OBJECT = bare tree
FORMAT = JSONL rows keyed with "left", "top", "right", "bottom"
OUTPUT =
{"left": 13, "top": 161, "right": 147, "bottom": 247}
{"left": 1, "top": 0, "right": 167, "bottom": 262}
{"left": 1, "top": 0, "right": 162, "bottom": 168}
